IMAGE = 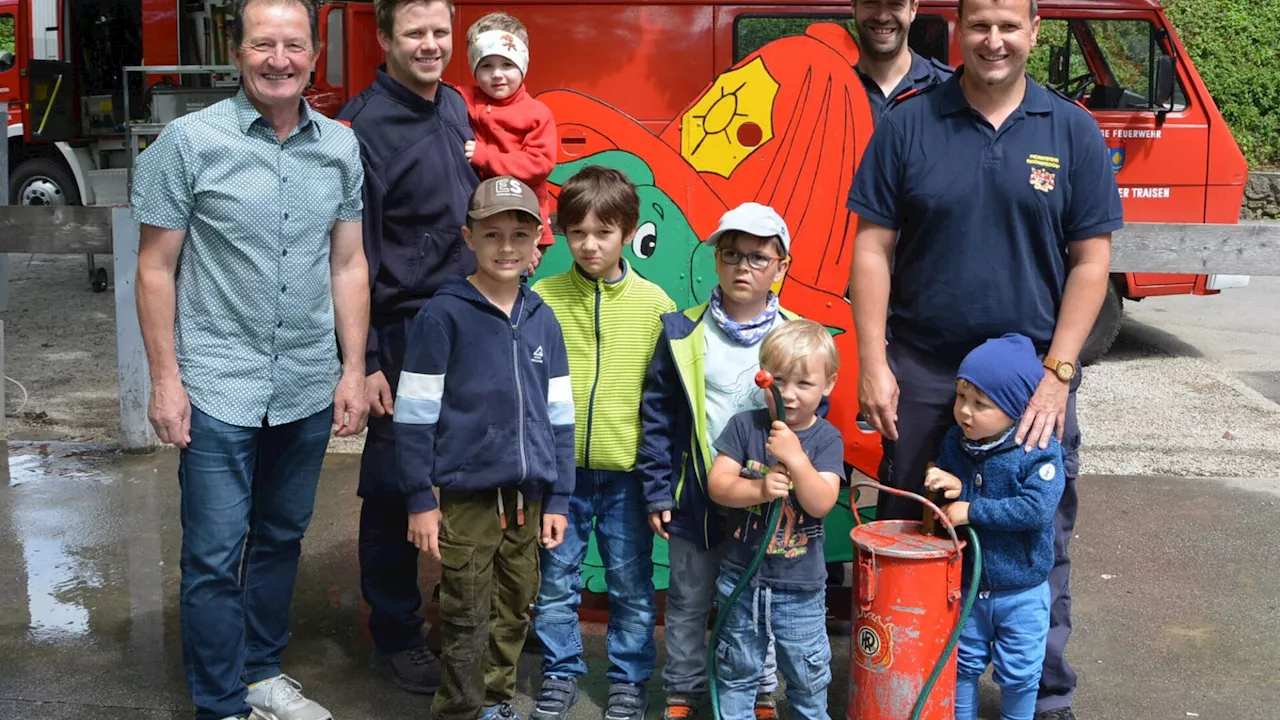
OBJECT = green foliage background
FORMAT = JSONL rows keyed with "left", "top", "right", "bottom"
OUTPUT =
{"left": 0, "top": 14, "right": 16, "bottom": 55}
{"left": 1162, "top": 0, "right": 1280, "bottom": 168}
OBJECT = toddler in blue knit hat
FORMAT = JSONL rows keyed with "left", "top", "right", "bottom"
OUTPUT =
{"left": 923, "top": 333, "right": 1066, "bottom": 720}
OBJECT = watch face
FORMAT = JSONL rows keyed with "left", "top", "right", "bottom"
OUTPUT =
{"left": 1057, "top": 364, "right": 1075, "bottom": 381}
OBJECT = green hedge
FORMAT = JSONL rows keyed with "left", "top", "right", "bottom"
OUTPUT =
{"left": 1163, "top": 0, "right": 1280, "bottom": 168}
{"left": 0, "top": 15, "right": 15, "bottom": 55}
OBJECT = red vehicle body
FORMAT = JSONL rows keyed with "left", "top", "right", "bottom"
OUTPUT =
{"left": 0, "top": 0, "right": 1257, "bottom": 478}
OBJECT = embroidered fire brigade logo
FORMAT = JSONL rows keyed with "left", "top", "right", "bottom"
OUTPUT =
{"left": 854, "top": 612, "right": 894, "bottom": 671}
{"left": 1030, "top": 167, "right": 1056, "bottom": 193}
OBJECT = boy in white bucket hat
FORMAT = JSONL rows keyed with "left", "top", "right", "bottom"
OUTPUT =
{"left": 463, "top": 12, "right": 558, "bottom": 255}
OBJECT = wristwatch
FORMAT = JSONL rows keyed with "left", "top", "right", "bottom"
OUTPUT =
{"left": 1043, "top": 356, "right": 1076, "bottom": 383}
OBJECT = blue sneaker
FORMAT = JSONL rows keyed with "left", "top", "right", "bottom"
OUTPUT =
{"left": 532, "top": 676, "right": 579, "bottom": 720}
{"left": 479, "top": 702, "right": 522, "bottom": 720}
{"left": 604, "top": 682, "right": 647, "bottom": 720}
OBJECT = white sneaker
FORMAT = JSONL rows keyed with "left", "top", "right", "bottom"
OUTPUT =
{"left": 245, "top": 674, "right": 333, "bottom": 720}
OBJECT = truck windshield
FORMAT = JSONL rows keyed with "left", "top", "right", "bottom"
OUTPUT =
{"left": 1028, "top": 18, "right": 1188, "bottom": 112}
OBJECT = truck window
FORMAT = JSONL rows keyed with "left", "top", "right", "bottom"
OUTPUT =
{"left": 0, "top": 14, "right": 16, "bottom": 73}
{"left": 325, "top": 7, "right": 344, "bottom": 87}
{"left": 734, "top": 14, "right": 948, "bottom": 65}
{"left": 1029, "top": 18, "right": 1188, "bottom": 113}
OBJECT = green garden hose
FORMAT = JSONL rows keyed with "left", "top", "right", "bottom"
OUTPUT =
{"left": 707, "top": 371, "right": 787, "bottom": 720}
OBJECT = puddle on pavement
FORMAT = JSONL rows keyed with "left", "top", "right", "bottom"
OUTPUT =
{"left": 4, "top": 444, "right": 149, "bottom": 647}
{"left": 7, "top": 444, "right": 117, "bottom": 487}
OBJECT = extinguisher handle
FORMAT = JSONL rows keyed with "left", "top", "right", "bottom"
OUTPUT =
{"left": 848, "top": 480, "right": 965, "bottom": 557}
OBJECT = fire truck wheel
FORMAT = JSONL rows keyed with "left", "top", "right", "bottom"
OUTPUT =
{"left": 1080, "top": 281, "right": 1124, "bottom": 366}
{"left": 10, "top": 157, "right": 80, "bottom": 207}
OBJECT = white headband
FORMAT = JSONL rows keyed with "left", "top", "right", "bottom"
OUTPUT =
{"left": 468, "top": 30, "right": 530, "bottom": 77}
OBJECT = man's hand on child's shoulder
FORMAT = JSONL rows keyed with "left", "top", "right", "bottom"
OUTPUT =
{"left": 924, "top": 464, "right": 963, "bottom": 500}
{"left": 765, "top": 420, "right": 805, "bottom": 467}
{"left": 648, "top": 510, "right": 671, "bottom": 540}
{"left": 407, "top": 508, "right": 442, "bottom": 560}
{"left": 542, "top": 513, "right": 568, "bottom": 550}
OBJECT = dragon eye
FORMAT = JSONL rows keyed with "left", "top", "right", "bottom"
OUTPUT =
{"left": 632, "top": 221, "right": 658, "bottom": 259}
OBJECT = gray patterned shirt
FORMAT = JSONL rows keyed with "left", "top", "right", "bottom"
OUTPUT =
{"left": 131, "top": 90, "right": 364, "bottom": 427}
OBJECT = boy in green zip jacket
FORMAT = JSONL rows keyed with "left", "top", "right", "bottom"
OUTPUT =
{"left": 528, "top": 166, "right": 676, "bottom": 720}
{"left": 638, "top": 202, "right": 809, "bottom": 720}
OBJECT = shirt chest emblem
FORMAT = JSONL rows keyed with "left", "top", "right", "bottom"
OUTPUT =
{"left": 1026, "top": 153, "right": 1060, "bottom": 193}
{"left": 1030, "top": 167, "right": 1057, "bottom": 193}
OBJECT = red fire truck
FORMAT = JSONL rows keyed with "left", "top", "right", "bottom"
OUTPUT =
{"left": 0, "top": 0, "right": 1257, "bottom": 367}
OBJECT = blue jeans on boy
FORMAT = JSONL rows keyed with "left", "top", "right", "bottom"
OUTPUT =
{"left": 712, "top": 569, "right": 830, "bottom": 720}
{"left": 535, "top": 468, "right": 657, "bottom": 683}
{"left": 955, "top": 582, "right": 1052, "bottom": 720}
{"left": 177, "top": 404, "right": 333, "bottom": 720}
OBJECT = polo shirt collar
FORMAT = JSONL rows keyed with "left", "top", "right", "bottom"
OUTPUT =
{"left": 233, "top": 89, "right": 318, "bottom": 136}
{"left": 939, "top": 67, "right": 1055, "bottom": 117}
{"left": 906, "top": 50, "right": 936, "bottom": 85}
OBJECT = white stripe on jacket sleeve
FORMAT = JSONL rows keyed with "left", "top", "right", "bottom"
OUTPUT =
{"left": 547, "top": 375, "right": 575, "bottom": 426}
{"left": 396, "top": 371, "right": 445, "bottom": 424}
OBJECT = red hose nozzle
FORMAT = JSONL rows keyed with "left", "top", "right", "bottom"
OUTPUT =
{"left": 754, "top": 370, "right": 774, "bottom": 389}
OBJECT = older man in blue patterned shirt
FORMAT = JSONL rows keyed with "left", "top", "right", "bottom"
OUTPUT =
{"left": 131, "top": 2, "right": 368, "bottom": 719}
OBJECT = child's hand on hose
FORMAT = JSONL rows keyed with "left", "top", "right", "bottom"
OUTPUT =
{"left": 924, "top": 465, "right": 964, "bottom": 499}
{"left": 648, "top": 510, "right": 671, "bottom": 540}
{"left": 407, "top": 508, "right": 442, "bottom": 560}
{"left": 542, "top": 513, "right": 568, "bottom": 549}
{"left": 762, "top": 466, "right": 791, "bottom": 502}
{"left": 766, "top": 421, "right": 805, "bottom": 465}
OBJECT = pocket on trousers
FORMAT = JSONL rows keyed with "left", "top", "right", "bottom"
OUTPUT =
{"left": 800, "top": 640, "right": 833, "bottom": 695}
{"left": 438, "top": 539, "right": 483, "bottom": 627}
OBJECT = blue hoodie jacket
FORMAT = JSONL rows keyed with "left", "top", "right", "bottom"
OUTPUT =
{"left": 337, "top": 68, "right": 480, "bottom": 376}
{"left": 393, "top": 277, "right": 576, "bottom": 515}
{"left": 936, "top": 425, "right": 1066, "bottom": 591}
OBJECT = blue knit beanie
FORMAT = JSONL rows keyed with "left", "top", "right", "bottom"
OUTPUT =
{"left": 956, "top": 334, "right": 1045, "bottom": 420}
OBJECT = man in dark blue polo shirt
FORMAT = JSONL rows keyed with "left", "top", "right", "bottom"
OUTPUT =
{"left": 852, "top": 0, "right": 952, "bottom": 121}
{"left": 846, "top": 1, "right": 1122, "bottom": 718}
{"left": 338, "top": 0, "right": 480, "bottom": 695}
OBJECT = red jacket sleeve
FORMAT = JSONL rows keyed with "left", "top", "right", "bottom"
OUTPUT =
{"left": 471, "top": 105, "right": 557, "bottom": 184}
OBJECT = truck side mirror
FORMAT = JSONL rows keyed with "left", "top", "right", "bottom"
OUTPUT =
{"left": 1049, "top": 47, "right": 1067, "bottom": 86}
{"left": 0, "top": 51, "right": 15, "bottom": 73}
{"left": 1154, "top": 54, "right": 1175, "bottom": 108}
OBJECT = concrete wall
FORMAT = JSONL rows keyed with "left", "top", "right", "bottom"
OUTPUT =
{"left": 1244, "top": 172, "right": 1280, "bottom": 219}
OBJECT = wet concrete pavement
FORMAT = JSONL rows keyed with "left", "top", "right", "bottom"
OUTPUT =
{"left": 2, "top": 445, "right": 1278, "bottom": 720}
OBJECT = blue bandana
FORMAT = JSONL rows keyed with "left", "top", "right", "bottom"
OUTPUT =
{"left": 708, "top": 286, "right": 780, "bottom": 346}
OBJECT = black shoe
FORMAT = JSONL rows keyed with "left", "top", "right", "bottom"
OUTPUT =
{"left": 604, "top": 682, "right": 648, "bottom": 720}
{"left": 531, "top": 676, "right": 579, "bottom": 720}
{"left": 1035, "top": 709, "right": 1077, "bottom": 720}
{"left": 370, "top": 645, "right": 442, "bottom": 694}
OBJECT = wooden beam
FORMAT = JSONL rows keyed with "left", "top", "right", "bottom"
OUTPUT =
{"left": 0, "top": 206, "right": 115, "bottom": 255}
{"left": 1111, "top": 221, "right": 1280, "bottom": 275}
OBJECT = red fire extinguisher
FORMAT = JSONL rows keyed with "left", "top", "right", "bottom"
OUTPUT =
{"left": 846, "top": 482, "right": 982, "bottom": 720}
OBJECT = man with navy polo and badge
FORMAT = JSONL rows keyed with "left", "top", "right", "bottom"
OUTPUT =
{"left": 846, "top": 0, "right": 1123, "bottom": 718}
{"left": 851, "top": 0, "right": 952, "bottom": 121}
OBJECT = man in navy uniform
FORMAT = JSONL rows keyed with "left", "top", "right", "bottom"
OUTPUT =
{"left": 846, "top": 1, "right": 1122, "bottom": 718}
{"left": 851, "top": 0, "right": 952, "bottom": 121}
{"left": 337, "top": 0, "right": 479, "bottom": 695}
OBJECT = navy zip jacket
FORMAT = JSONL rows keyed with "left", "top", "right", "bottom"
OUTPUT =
{"left": 337, "top": 68, "right": 480, "bottom": 376}
{"left": 936, "top": 426, "right": 1066, "bottom": 591}
{"left": 393, "top": 277, "right": 576, "bottom": 516}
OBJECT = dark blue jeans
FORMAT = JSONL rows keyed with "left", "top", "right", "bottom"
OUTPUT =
{"left": 178, "top": 404, "right": 332, "bottom": 720}
{"left": 534, "top": 468, "right": 657, "bottom": 684}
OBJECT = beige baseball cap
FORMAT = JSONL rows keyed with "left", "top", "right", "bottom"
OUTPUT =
{"left": 468, "top": 176, "right": 543, "bottom": 224}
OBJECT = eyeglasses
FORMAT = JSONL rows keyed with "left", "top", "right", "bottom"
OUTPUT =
{"left": 717, "top": 248, "right": 783, "bottom": 271}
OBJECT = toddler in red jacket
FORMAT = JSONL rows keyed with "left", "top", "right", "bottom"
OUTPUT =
{"left": 464, "top": 12, "right": 558, "bottom": 259}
